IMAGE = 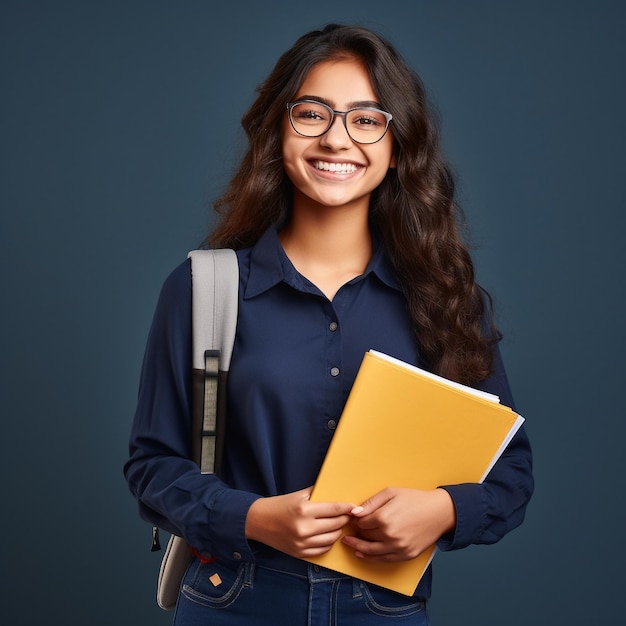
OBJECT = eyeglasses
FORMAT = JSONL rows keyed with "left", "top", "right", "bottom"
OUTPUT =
{"left": 286, "top": 99, "right": 393, "bottom": 144}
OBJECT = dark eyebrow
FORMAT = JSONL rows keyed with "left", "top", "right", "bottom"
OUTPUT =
{"left": 295, "top": 95, "right": 384, "bottom": 110}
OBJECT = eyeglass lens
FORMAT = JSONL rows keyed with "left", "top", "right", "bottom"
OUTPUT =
{"left": 289, "top": 101, "right": 390, "bottom": 144}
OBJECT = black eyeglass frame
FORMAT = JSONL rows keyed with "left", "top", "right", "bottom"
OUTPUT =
{"left": 286, "top": 99, "right": 393, "bottom": 145}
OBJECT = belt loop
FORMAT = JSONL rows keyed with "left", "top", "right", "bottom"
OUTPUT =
{"left": 352, "top": 578, "right": 363, "bottom": 599}
{"left": 243, "top": 561, "right": 255, "bottom": 588}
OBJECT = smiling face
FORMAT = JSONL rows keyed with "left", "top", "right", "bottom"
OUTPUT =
{"left": 281, "top": 57, "right": 396, "bottom": 215}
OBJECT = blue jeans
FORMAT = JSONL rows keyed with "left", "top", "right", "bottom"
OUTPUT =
{"left": 173, "top": 557, "right": 429, "bottom": 625}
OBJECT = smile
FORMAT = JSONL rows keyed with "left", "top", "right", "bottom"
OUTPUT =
{"left": 313, "top": 160, "right": 359, "bottom": 174}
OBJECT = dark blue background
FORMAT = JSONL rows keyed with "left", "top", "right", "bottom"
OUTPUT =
{"left": 2, "top": 1, "right": 624, "bottom": 624}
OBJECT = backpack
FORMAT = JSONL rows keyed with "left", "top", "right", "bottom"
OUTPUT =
{"left": 155, "top": 248, "right": 239, "bottom": 610}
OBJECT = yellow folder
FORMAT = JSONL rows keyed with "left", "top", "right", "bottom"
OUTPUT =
{"left": 306, "top": 349, "right": 524, "bottom": 596}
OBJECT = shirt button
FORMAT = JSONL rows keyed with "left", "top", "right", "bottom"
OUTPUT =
{"left": 327, "top": 420, "right": 337, "bottom": 430}
{"left": 233, "top": 552, "right": 242, "bottom": 560}
{"left": 330, "top": 367, "right": 340, "bottom": 377}
{"left": 329, "top": 321, "right": 338, "bottom": 331}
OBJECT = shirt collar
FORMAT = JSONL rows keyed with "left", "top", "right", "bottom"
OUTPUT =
{"left": 244, "top": 226, "right": 402, "bottom": 299}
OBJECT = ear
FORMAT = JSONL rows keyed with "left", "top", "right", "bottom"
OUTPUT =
{"left": 389, "top": 152, "right": 397, "bottom": 169}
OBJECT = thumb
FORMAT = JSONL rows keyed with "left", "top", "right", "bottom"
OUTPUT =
{"left": 350, "top": 489, "right": 393, "bottom": 517}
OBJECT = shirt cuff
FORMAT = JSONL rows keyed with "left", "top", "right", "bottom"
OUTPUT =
{"left": 195, "top": 488, "right": 262, "bottom": 563}
{"left": 436, "top": 483, "right": 487, "bottom": 551}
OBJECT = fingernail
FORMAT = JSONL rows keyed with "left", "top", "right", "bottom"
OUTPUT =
{"left": 351, "top": 506, "right": 364, "bottom": 515}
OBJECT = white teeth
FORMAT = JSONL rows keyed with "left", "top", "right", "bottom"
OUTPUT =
{"left": 314, "top": 160, "right": 358, "bottom": 174}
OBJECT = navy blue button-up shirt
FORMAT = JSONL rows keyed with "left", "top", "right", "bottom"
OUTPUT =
{"left": 124, "top": 226, "right": 533, "bottom": 599}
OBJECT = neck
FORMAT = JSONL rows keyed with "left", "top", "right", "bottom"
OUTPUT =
{"left": 279, "top": 197, "right": 372, "bottom": 299}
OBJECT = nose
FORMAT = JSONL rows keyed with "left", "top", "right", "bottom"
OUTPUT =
{"left": 319, "top": 114, "right": 352, "bottom": 149}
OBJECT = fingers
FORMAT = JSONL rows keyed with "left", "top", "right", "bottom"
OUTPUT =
{"left": 341, "top": 535, "right": 400, "bottom": 562}
{"left": 285, "top": 509, "right": 355, "bottom": 559}
{"left": 305, "top": 513, "right": 354, "bottom": 536}
{"left": 310, "top": 501, "right": 356, "bottom": 520}
{"left": 350, "top": 488, "right": 395, "bottom": 518}
{"left": 298, "top": 527, "right": 347, "bottom": 554}
{"left": 301, "top": 488, "right": 357, "bottom": 520}
{"left": 341, "top": 488, "right": 455, "bottom": 563}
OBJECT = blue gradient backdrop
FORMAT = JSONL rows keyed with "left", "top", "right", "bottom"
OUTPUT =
{"left": 1, "top": 1, "right": 624, "bottom": 624}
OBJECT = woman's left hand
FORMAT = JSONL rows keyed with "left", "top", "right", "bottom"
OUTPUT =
{"left": 341, "top": 487, "right": 456, "bottom": 563}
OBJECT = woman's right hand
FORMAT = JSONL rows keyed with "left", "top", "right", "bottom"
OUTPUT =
{"left": 245, "top": 487, "right": 355, "bottom": 559}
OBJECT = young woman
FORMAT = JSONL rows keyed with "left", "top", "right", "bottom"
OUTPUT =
{"left": 125, "top": 24, "right": 533, "bottom": 625}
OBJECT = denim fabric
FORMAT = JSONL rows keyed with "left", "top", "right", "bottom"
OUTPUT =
{"left": 173, "top": 557, "right": 429, "bottom": 625}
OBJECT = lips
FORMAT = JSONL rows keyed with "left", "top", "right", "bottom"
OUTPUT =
{"left": 312, "top": 160, "right": 359, "bottom": 174}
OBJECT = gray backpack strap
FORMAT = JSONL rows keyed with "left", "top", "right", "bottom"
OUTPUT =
{"left": 154, "top": 248, "right": 239, "bottom": 611}
{"left": 187, "top": 249, "right": 239, "bottom": 474}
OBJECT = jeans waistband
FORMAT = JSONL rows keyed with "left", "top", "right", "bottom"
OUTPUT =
{"left": 252, "top": 547, "right": 314, "bottom": 576}
{"left": 251, "top": 549, "right": 426, "bottom": 601}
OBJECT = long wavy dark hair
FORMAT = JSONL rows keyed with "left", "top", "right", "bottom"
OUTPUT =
{"left": 208, "top": 24, "right": 500, "bottom": 385}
